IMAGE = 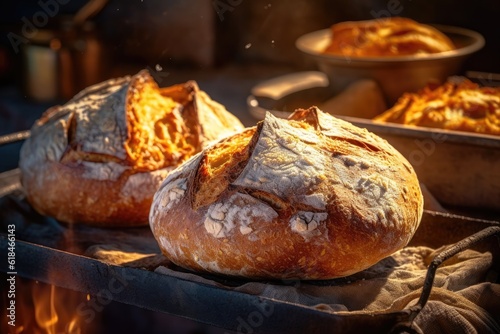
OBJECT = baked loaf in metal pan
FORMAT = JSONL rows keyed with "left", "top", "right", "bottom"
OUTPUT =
{"left": 374, "top": 78, "right": 500, "bottom": 136}
{"left": 324, "top": 17, "right": 455, "bottom": 57}
{"left": 150, "top": 107, "right": 423, "bottom": 279}
{"left": 19, "top": 70, "right": 244, "bottom": 227}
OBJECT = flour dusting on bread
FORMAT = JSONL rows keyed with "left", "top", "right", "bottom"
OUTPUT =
{"left": 150, "top": 107, "right": 423, "bottom": 279}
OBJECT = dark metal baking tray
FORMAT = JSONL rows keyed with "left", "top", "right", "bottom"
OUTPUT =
{"left": 247, "top": 72, "right": 500, "bottom": 215}
{"left": 0, "top": 165, "right": 499, "bottom": 333}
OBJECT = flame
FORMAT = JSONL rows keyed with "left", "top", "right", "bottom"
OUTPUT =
{"left": 34, "top": 282, "right": 82, "bottom": 334}
{"left": 32, "top": 282, "right": 81, "bottom": 334}
{"left": 34, "top": 283, "right": 57, "bottom": 331}
{"left": 2, "top": 279, "right": 85, "bottom": 334}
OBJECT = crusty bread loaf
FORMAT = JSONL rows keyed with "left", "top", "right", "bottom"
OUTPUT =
{"left": 324, "top": 17, "right": 455, "bottom": 57}
{"left": 19, "top": 70, "right": 244, "bottom": 227}
{"left": 374, "top": 78, "right": 500, "bottom": 136}
{"left": 149, "top": 107, "right": 423, "bottom": 279}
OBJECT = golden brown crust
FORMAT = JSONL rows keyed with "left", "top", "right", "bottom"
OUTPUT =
{"left": 24, "top": 161, "right": 172, "bottom": 227}
{"left": 19, "top": 70, "right": 244, "bottom": 227}
{"left": 324, "top": 17, "right": 455, "bottom": 57}
{"left": 150, "top": 107, "right": 423, "bottom": 279}
{"left": 374, "top": 78, "right": 500, "bottom": 135}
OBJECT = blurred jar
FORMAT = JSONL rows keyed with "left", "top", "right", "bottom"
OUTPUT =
{"left": 21, "top": 18, "right": 108, "bottom": 103}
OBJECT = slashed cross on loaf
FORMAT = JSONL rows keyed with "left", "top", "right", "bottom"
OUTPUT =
{"left": 150, "top": 107, "right": 424, "bottom": 280}
{"left": 19, "top": 70, "right": 244, "bottom": 227}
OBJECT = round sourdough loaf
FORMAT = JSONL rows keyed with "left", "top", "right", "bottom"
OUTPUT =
{"left": 19, "top": 70, "right": 244, "bottom": 227}
{"left": 149, "top": 107, "right": 424, "bottom": 279}
{"left": 323, "top": 17, "right": 455, "bottom": 57}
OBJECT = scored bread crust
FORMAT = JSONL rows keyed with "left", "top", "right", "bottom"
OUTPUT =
{"left": 324, "top": 17, "right": 455, "bottom": 57}
{"left": 149, "top": 107, "right": 423, "bottom": 279}
{"left": 19, "top": 70, "right": 244, "bottom": 227}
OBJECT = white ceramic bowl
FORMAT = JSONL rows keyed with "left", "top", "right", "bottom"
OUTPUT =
{"left": 295, "top": 25, "right": 485, "bottom": 104}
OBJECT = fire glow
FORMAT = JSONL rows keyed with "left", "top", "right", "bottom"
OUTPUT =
{"left": 32, "top": 282, "right": 80, "bottom": 334}
{"left": 3, "top": 279, "right": 86, "bottom": 334}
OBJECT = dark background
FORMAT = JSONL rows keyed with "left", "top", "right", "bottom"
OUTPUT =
{"left": 1, "top": 0, "right": 499, "bottom": 109}
{"left": 0, "top": 0, "right": 498, "bottom": 190}
{"left": 0, "top": 1, "right": 499, "bottom": 333}
{"left": 1, "top": 0, "right": 499, "bottom": 71}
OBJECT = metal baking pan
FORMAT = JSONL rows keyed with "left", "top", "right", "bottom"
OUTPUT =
{"left": 0, "top": 179, "right": 499, "bottom": 333}
{"left": 248, "top": 72, "right": 500, "bottom": 216}
{"left": 0, "top": 134, "right": 499, "bottom": 333}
